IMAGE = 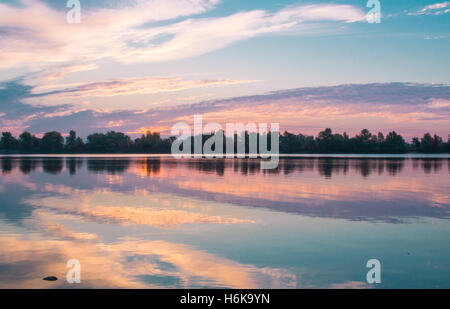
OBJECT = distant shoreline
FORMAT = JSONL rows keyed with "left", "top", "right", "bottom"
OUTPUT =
{"left": 1, "top": 153, "right": 449, "bottom": 158}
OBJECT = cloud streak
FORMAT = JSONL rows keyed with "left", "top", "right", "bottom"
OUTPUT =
{"left": 31, "top": 77, "right": 260, "bottom": 98}
{"left": 8, "top": 82, "right": 447, "bottom": 140}
{"left": 0, "top": 0, "right": 366, "bottom": 68}
{"left": 409, "top": 2, "right": 450, "bottom": 15}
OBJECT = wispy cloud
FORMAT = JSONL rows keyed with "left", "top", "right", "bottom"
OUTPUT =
{"left": 0, "top": 78, "right": 70, "bottom": 133}
{"left": 30, "top": 77, "right": 260, "bottom": 98}
{"left": 9, "top": 82, "right": 447, "bottom": 140}
{"left": 408, "top": 2, "right": 450, "bottom": 15}
{"left": 0, "top": 0, "right": 366, "bottom": 68}
{"left": 26, "top": 63, "right": 98, "bottom": 83}
{"left": 0, "top": 69, "right": 260, "bottom": 135}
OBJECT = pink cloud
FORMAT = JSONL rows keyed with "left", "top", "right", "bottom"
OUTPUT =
{"left": 20, "top": 83, "right": 450, "bottom": 140}
{"left": 0, "top": 1, "right": 366, "bottom": 68}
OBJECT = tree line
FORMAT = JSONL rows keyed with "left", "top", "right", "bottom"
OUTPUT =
{"left": 0, "top": 128, "right": 449, "bottom": 154}
{"left": 0, "top": 130, "right": 173, "bottom": 154}
{"left": 280, "top": 129, "right": 450, "bottom": 154}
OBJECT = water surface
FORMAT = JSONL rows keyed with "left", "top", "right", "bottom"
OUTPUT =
{"left": 0, "top": 156, "right": 449, "bottom": 288}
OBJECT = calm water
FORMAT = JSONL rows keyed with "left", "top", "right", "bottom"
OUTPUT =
{"left": 0, "top": 155, "right": 449, "bottom": 288}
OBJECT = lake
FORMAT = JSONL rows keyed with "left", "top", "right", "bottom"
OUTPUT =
{"left": 0, "top": 155, "right": 449, "bottom": 288}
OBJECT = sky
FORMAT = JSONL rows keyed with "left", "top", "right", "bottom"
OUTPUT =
{"left": 0, "top": 0, "right": 449, "bottom": 140}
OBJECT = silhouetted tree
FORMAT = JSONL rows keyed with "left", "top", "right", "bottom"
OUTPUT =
{"left": 65, "top": 130, "right": 76, "bottom": 149}
{"left": 65, "top": 130, "right": 84, "bottom": 152}
{"left": 419, "top": 133, "right": 444, "bottom": 153}
{"left": 19, "top": 131, "right": 34, "bottom": 151}
{"left": 134, "top": 131, "right": 164, "bottom": 153}
{"left": 412, "top": 137, "right": 421, "bottom": 152}
{"left": 0, "top": 132, "right": 19, "bottom": 151}
{"left": 86, "top": 131, "right": 133, "bottom": 153}
{"left": 316, "top": 128, "right": 334, "bottom": 152}
{"left": 447, "top": 135, "right": 450, "bottom": 153}
{"left": 41, "top": 131, "right": 64, "bottom": 152}
{"left": 383, "top": 131, "right": 407, "bottom": 153}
